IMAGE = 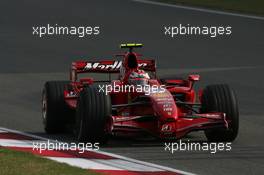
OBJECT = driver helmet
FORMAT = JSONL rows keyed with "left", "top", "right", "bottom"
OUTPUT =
{"left": 128, "top": 70, "right": 150, "bottom": 85}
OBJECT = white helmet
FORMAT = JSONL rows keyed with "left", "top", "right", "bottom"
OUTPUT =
{"left": 128, "top": 70, "right": 150, "bottom": 85}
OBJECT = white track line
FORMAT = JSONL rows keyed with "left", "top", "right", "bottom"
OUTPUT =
{"left": 47, "top": 157, "right": 123, "bottom": 170}
{"left": 0, "top": 127, "right": 196, "bottom": 175}
{"left": 132, "top": 0, "right": 264, "bottom": 21}
{"left": 94, "top": 159, "right": 164, "bottom": 172}
{"left": 0, "top": 139, "right": 34, "bottom": 147}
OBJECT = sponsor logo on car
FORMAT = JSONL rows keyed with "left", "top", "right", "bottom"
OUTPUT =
{"left": 84, "top": 61, "right": 148, "bottom": 71}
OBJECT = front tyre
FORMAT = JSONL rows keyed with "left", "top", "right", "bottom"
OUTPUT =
{"left": 74, "top": 85, "right": 111, "bottom": 144}
{"left": 202, "top": 84, "right": 239, "bottom": 142}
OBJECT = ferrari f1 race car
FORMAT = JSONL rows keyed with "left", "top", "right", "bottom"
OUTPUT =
{"left": 42, "top": 43, "right": 239, "bottom": 144}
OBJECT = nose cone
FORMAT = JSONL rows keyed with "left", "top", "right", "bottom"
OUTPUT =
{"left": 149, "top": 89, "right": 178, "bottom": 120}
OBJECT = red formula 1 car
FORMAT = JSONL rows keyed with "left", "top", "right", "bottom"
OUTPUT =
{"left": 42, "top": 43, "right": 239, "bottom": 143}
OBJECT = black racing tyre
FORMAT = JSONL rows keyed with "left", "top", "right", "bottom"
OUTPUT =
{"left": 74, "top": 85, "right": 111, "bottom": 144}
{"left": 42, "top": 81, "right": 73, "bottom": 134}
{"left": 201, "top": 84, "right": 239, "bottom": 142}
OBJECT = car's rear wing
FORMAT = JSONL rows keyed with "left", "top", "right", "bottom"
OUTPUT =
{"left": 71, "top": 59, "right": 156, "bottom": 81}
{"left": 72, "top": 60, "right": 156, "bottom": 73}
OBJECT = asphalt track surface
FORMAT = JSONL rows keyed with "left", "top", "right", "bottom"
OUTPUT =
{"left": 0, "top": 0, "right": 264, "bottom": 174}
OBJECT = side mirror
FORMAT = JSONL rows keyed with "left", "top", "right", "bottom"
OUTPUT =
{"left": 188, "top": 74, "right": 200, "bottom": 81}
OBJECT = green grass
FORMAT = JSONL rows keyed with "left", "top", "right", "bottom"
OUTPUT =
{"left": 152, "top": 0, "right": 264, "bottom": 16}
{"left": 0, "top": 148, "right": 101, "bottom": 175}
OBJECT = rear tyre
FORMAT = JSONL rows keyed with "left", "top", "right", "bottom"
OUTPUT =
{"left": 202, "top": 84, "right": 239, "bottom": 142}
{"left": 74, "top": 85, "right": 111, "bottom": 144}
{"left": 42, "top": 81, "right": 73, "bottom": 134}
